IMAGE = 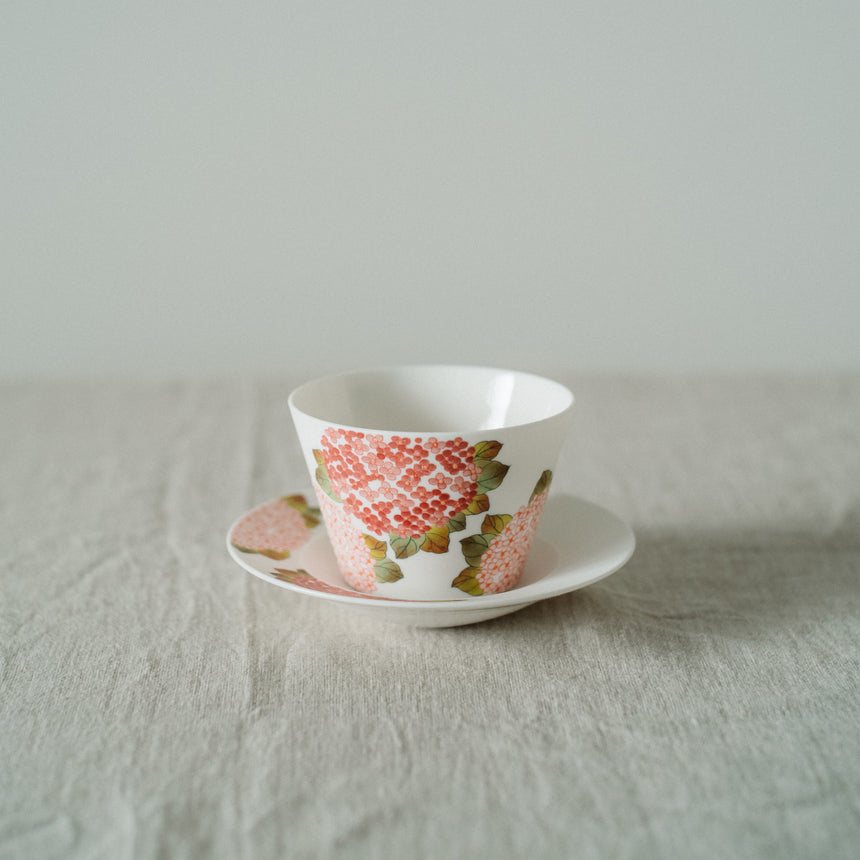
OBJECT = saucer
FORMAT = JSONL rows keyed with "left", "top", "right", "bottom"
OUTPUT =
{"left": 227, "top": 493, "right": 635, "bottom": 628}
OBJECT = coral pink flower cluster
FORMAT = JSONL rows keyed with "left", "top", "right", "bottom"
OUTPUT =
{"left": 476, "top": 488, "right": 550, "bottom": 594}
{"left": 320, "top": 428, "right": 480, "bottom": 537}
{"left": 316, "top": 491, "right": 379, "bottom": 593}
{"left": 274, "top": 568, "right": 376, "bottom": 599}
{"left": 231, "top": 499, "right": 311, "bottom": 556}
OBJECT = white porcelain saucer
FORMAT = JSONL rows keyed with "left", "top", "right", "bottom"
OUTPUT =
{"left": 227, "top": 493, "right": 635, "bottom": 628}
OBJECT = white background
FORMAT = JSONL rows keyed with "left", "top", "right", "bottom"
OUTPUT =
{"left": 2, "top": 1, "right": 858, "bottom": 379}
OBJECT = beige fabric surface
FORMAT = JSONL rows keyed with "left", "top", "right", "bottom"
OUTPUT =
{"left": 1, "top": 373, "right": 858, "bottom": 859}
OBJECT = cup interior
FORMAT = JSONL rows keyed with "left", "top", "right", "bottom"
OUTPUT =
{"left": 289, "top": 365, "right": 573, "bottom": 433}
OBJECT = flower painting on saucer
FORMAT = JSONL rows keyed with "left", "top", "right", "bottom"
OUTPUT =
{"left": 230, "top": 495, "right": 321, "bottom": 560}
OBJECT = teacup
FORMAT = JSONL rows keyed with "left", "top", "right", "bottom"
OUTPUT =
{"left": 289, "top": 365, "right": 573, "bottom": 600}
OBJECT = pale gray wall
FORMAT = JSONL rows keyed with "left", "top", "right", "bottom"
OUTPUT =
{"left": 3, "top": 1, "right": 858, "bottom": 379}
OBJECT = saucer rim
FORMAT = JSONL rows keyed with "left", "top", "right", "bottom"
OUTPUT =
{"left": 226, "top": 493, "right": 635, "bottom": 612}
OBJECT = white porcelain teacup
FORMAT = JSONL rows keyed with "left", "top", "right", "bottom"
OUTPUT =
{"left": 289, "top": 365, "right": 573, "bottom": 600}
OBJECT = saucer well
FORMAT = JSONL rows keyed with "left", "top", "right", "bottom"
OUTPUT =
{"left": 227, "top": 492, "right": 635, "bottom": 627}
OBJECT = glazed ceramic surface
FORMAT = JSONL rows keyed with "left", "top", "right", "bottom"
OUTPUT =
{"left": 227, "top": 492, "right": 635, "bottom": 628}
{"left": 288, "top": 366, "right": 574, "bottom": 600}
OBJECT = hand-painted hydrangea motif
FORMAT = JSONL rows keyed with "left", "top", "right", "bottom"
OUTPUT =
{"left": 315, "top": 490, "right": 402, "bottom": 593}
{"left": 231, "top": 495, "right": 320, "bottom": 560}
{"left": 270, "top": 567, "right": 407, "bottom": 601}
{"left": 454, "top": 471, "right": 553, "bottom": 595}
{"left": 314, "top": 431, "right": 508, "bottom": 555}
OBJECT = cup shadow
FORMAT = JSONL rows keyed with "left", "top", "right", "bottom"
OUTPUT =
{"left": 455, "top": 523, "right": 859, "bottom": 645}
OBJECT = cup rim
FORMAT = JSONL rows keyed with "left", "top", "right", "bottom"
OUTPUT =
{"left": 288, "top": 364, "right": 574, "bottom": 435}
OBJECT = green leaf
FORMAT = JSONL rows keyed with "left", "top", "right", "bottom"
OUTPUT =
{"left": 477, "top": 460, "right": 510, "bottom": 493}
{"left": 452, "top": 569, "right": 484, "bottom": 596}
{"left": 481, "top": 513, "right": 512, "bottom": 536}
{"left": 474, "top": 440, "right": 503, "bottom": 462}
{"left": 283, "top": 494, "right": 322, "bottom": 528}
{"left": 420, "top": 526, "right": 450, "bottom": 554}
{"left": 231, "top": 543, "right": 291, "bottom": 561}
{"left": 363, "top": 535, "right": 388, "bottom": 560}
{"left": 530, "top": 469, "right": 553, "bottom": 503}
{"left": 465, "top": 493, "right": 490, "bottom": 516}
{"left": 315, "top": 462, "right": 342, "bottom": 503}
{"left": 374, "top": 558, "right": 403, "bottom": 583}
{"left": 389, "top": 534, "right": 420, "bottom": 559}
{"left": 460, "top": 533, "right": 493, "bottom": 568}
{"left": 259, "top": 547, "right": 292, "bottom": 560}
{"left": 270, "top": 567, "right": 310, "bottom": 583}
{"left": 313, "top": 449, "right": 325, "bottom": 465}
{"left": 446, "top": 511, "right": 467, "bottom": 533}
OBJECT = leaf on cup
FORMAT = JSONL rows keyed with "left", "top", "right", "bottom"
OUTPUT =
{"left": 465, "top": 493, "right": 490, "bottom": 516}
{"left": 460, "top": 533, "right": 493, "bottom": 568}
{"left": 529, "top": 470, "right": 553, "bottom": 504}
{"left": 477, "top": 459, "right": 509, "bottom": 493}
{"left": 452, "top": 569, "right": 484, "bottom": 596}
{"left": 373, "top": 558, "right": 403, "bottom": 583}
{"left": 363, "top": 535, "right": 388, "bottom": 560}
{"left": 389, "top": 534, "right": 420, "bottom": 559}
{"left": 446, "top": 511, "right": 467, "bottom": 532}
{"left": 473, "top": 440, "right": 503, "bottom": 466}
{"left": 420, "top": 525, "right": 450, "bottom": 554}
{"left": 481, "top": 513, "right": 512, "bottom": 537}
{"left": 313, "top": 452, "right": 343, "bottom": 503}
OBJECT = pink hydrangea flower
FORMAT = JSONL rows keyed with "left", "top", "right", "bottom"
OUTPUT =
{"left": 231, "top": 497, "right": 315, "bottom": 560}
{"left": 318, "top": 428, "right": 480, "bottom": 537}
{"left": 316, "top": 491, "right": 379, "bottom": 593}
{"left": 475, "top": 488, "right": 549, "bottom": 594}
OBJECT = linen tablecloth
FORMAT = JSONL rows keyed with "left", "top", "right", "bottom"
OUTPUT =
{"left": 1, "top": 373, "right": 858, "bottom": 859}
